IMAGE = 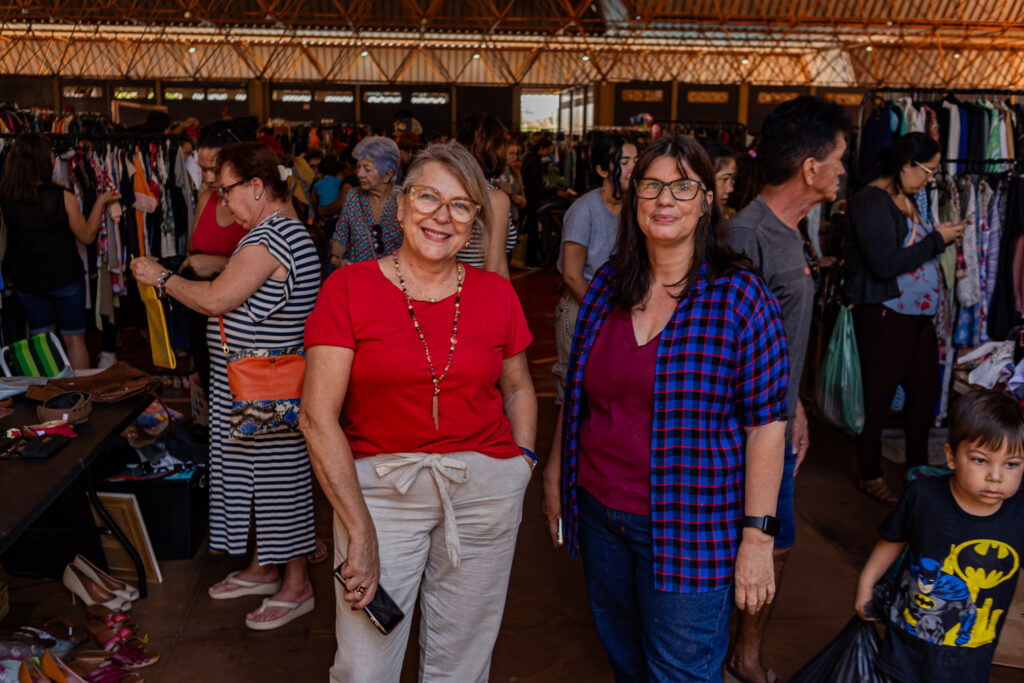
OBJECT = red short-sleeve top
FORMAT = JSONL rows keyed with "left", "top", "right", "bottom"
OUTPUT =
{"left": 305, "top": 259, "right": 533, "bottom": 459}
{"left": 190, "top": 195, "right": 249, "bottom": 257}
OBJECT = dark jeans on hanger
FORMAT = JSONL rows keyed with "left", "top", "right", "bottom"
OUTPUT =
{"left": 852, "top": 304, "right": 942, "bottom": 480}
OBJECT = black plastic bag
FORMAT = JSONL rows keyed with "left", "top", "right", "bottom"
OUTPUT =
{"left": 789, "top": 616, "right": 894, "bottom": 683}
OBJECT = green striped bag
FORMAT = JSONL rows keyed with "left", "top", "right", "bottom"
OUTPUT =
{"left": 0, "top": 332, "right": 73, "bottom": 378}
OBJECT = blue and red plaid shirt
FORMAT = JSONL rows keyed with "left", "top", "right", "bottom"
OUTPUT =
{"left": 560, "top": 262, "right": 789, "bottom": 593}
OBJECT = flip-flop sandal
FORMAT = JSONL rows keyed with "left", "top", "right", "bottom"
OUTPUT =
{"left": 244, "top": 596, "right": 315, "bottom": 631}
{"left": 307, "top": 539, "right": 329, "bottom": 565}
{"left": 208, "top": 571, "right": 282, "bottom": 600}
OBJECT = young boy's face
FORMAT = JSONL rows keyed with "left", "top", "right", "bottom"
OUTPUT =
{"left": 944, "top": 439, "right": 1024, "bottom": 515}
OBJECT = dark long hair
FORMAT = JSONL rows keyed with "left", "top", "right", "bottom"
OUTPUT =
{"left": 0, "top": 133, "right": 53, "bottom": 204}
{"left": 862, "top": 132, "right": 940, "bottom": 194}
{"left": 456, "top": 113, "right": 508, "bottom": 180}
{"left": 589, "top": 134, "right": 633, "bottom": 201}
{"left": 612, "top": 134, "right": 755, "bottom": 310}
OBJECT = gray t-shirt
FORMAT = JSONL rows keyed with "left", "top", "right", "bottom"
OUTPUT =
{"left": 556, "top": 188, "right": 619, "bottom": 283}
{"left": 731, "top": 196, "right": 814, "bottom": 443}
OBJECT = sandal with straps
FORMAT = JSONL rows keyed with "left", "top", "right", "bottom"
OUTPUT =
{"left": 85, "top": 606, "right": 137, "bottom": 635}
{"left": 858, "top": 477, "right": 900, "bottom": 506}
{"left": 85, "top": 622, "right": 159, "bottom": 669}
{"left": 67, "top": 657, "right": 143, "bottom": 683}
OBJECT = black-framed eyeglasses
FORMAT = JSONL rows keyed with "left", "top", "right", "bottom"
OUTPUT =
{"left": 216, "top": 179, "right": 248, "bottom": 199}
{"left": 634, "top": 178, "right": 705, "bottom": 201}
{"left": 407, "top": 185, "right": 481, "bottom": 224}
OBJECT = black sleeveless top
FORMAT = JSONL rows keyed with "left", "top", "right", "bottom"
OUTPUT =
{"left": 0, "top": 183, "right": 84, "bottom": 294}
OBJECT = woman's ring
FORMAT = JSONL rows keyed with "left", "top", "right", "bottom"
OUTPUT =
{"left": 355, "top": 584, "right": 368, "bottom": 596}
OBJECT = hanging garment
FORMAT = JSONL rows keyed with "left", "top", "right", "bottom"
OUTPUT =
{"left": 956, "top": 178, "right": 982, "bottom": 307}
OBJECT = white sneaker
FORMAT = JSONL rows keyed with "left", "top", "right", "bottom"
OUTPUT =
{"left": 97, "top": 351, "right": 117, "bottom": 369}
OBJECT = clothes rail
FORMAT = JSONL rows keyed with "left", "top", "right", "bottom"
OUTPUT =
{"left": 860, "top": 87, "right": 1024, "bottom": 107}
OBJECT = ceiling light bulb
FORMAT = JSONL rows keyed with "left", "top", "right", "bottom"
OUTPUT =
{"left": 473, "top": 53, "right": 480, "bottom": 59}
{"left": 582, "top": 55, "right": 590, "bottom": 61}
{"left": 361, "top": 50, "right": 369, "bottom": 56}
{"left": 741, "top": 58, "right": 750, "bottom": 65}
{"left": 953, "top": 53, "right": 962, "bottom": 59}
{"left": 866, "top": 45, "right": 873, "bottom": 52}
{"left": 189, "top": 46, "right": 196, "bottom": 53}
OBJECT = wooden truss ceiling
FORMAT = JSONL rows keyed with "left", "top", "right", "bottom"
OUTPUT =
{"left": 0, "top": 1, "right": 1022, "bottom": 87}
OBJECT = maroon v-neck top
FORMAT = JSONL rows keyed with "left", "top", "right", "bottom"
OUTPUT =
{"left": 578, "top": 307, "right": 658, "bottom": 515}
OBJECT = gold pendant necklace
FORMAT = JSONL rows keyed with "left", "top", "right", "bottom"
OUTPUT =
{"left": 392, "top": 254, "right": 464, "bottom": 430}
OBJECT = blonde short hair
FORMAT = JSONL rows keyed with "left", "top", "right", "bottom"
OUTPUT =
{"left": 402, "top": 141, "right": 492, "bottom": 242}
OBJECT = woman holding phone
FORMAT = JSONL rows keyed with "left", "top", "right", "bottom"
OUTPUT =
{"left": 843, "top": 132, "right": 967, "bottom": 504}
{"left": 302, "top": 141, "right": 536, "bottom": 683}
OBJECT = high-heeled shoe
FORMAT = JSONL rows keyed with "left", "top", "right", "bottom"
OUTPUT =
{"left": 62, "top": 565, "right": 131, "bottom": 612}
{"left": 40, "top": 651, "right": 88, "bottom": 683}
{"left": 72, "top": 556, "right": 139, "bottom": 602}
{"left": 17, "top": 658, "right": 50, "bottom": 683}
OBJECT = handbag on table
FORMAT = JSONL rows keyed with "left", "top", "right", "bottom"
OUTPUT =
{"left": 218, "top": 317, "right": 306, "bottom": 440}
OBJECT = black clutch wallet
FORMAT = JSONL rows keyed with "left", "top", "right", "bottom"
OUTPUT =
{"left": 333, "top": 564, "right": 405, "bottom": 635}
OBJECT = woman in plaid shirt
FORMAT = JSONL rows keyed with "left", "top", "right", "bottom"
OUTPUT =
{"left": 543, "top": 135, "right": 790, "bottom": 682}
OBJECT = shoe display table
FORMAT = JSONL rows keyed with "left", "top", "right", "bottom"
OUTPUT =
{"left": 0, "top": 394, "right": 152, "bottom": 596}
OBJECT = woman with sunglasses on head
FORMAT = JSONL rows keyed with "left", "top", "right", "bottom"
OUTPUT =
{"left": 131, "top": 142, "right": 319, "bottom": 632}
{"left": 843, "top": 132, "right": 967, "bottom": 505}
{"left": 543, "top": 135, "right": 789, "bottom": 682}
{"left": 302, "top": 141, "right": 536, "bottom": 683}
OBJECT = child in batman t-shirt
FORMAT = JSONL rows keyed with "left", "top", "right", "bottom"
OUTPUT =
{"left": 855, "top": 389, "right": 1024, "bottom": 683}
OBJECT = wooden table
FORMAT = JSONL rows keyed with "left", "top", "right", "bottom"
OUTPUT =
{"left": 0, "top": 394, "right": 152, "bottom": 596}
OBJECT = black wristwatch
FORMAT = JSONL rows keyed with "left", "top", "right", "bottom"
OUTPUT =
{"left": 743, "top": 515, "right": 781, "bottom": 537}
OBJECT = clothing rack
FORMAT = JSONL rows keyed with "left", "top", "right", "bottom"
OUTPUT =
{"left": 860, "top": 87, "right": 1024, "bottom": 108}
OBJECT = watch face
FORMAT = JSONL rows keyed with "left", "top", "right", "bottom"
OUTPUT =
{"left": 764, "top": 516, "right": 781, "bottom": 536}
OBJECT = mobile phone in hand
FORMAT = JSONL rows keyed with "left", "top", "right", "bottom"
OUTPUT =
{"left": 333, "top": 564, "right": 405, "bottom": 635}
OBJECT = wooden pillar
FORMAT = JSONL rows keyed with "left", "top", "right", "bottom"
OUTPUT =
{"left": 511, "top": 84, "right": 522, "bottom": 131}
{"left": 52, "top": 77, "right": 61, "bottom": 111}
{"left": 670, "top": 81, "right": 679, "bottom": 122}
{"left": 593, "top": 80, "right": 615, "bottom": 127}
{"left": 248, "top": 80, "right": 269, "bottom": 122}
{"left": 738, "top": 83, "right": 750, "bottom": 126}
{"left": 451, "top": 84, "right": 457, "bottom": 138}
{"left": 354, "top": 84, "right": 362, "bottom": 123}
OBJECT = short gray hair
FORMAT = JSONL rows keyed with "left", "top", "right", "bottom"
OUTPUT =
{"left": 402, "top": 141, "right": 492, "bottom": 243}
{"left": 353, "top": 136, "right": 401, "bottom": 183}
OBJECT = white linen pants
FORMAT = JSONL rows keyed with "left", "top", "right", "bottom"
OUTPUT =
{"left": 330, "top": 451, "right": 532, "bottom": 683}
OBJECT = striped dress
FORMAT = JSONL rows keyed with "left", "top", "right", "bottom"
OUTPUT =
{"left": 457, "top": 183, "right": 518, "bottom": 269}
{"left": 206, "top": 214, "right": 320, "bottom": 564}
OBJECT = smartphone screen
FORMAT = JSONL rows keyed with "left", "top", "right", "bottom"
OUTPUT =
{"left": 333, "top": 565, "right": 405, "bottom": 635}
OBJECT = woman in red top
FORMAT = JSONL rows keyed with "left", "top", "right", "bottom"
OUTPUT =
{"left": 302, "top": 141, "right": 537, "bottom": 682}
{"left": 179, "top": 122, "right": 255, "bottom": 390}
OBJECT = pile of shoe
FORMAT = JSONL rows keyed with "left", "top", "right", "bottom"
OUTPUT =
{"left": 19, "top": 555, "right": 162, "bottom": 682}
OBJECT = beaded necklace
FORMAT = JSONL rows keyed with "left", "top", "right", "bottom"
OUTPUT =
{"left": 392, "top": 253, "right": 464, "bottom": 430}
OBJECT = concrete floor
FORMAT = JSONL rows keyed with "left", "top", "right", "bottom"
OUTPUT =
{"left": 2, "top": 267, "right": 1020, "bottom": 682}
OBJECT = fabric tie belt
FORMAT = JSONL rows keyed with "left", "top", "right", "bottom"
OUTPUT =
{"left": 374, "top": 453, "right": 470, "bottom": 566}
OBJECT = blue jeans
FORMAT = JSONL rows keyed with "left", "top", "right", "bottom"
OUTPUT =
{"left": 16, "top": 280, "right": 87, "bottom": 337}
{"left": 775, "top": 443, "right": 797, "bottom": 549}
{"left": 578, "top": 488, "right": 733, "bottom": 683}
